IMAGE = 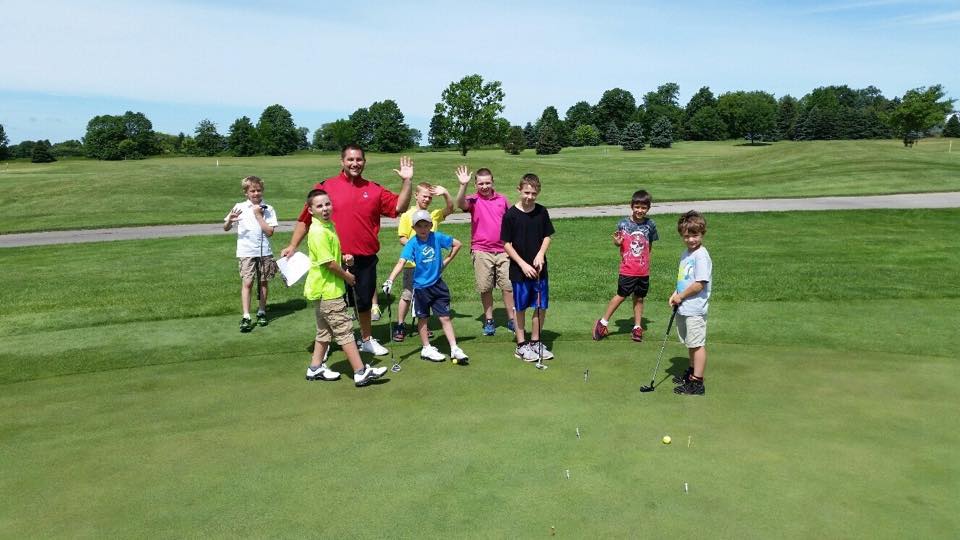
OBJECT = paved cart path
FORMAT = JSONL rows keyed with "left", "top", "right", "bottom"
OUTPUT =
{"left": 3, "top": 191, "right": 960, "bottom": 248}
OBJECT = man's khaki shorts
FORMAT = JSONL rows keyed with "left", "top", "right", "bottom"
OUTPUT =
{"left": 314, "top": 297, "right": 355, "bottom": 346}
{"left": 677, "top": 314, "right": 707, "bottom": 348}
{"left": 400, "top": 267, "right": 414, "bottom": 302}
{"left": 472, "top": 251, "right": 511, "bottom": 294}
{"left": 238, "top": 256, "right": 277, "bottom": 282}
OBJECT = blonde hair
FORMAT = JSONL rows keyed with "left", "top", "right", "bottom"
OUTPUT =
{"left": 416, "top": 182, "right": 433, "bottom": 193}
{"left": 241, "top": 175, "right": 263, "bottom": 193}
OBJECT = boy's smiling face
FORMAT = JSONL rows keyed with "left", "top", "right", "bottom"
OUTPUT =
{"left": 631, "top": 202, "right": 650, "bottom": 222}
{"left": 308, "top": 193, "right": 333, "bottom": 221}
{"left": 682, "top": 232, "right": 703, "bottom": 252}
{"left": 475, "top": 174, "right": 494, "bottom": 197}
{"left": 517, "top": 184, "right": 539, "bottom": 207}
{"left": 415, "top": 186, "right": 433, "bottom": 209}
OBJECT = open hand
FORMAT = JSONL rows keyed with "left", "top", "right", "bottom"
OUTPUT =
{"left": 455, "top": 165, "right": 471, "bottom": 185}
{"left": 430, "top": 185, "right": 449, "bottom": 197}
{"left": 227, "top": 208, "right": 242, "bottom": 223}
{"left": 393, "top": 156, "right": 414, "bottom": 182}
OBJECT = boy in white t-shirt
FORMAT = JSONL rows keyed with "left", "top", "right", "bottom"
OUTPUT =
{"left": 224, "top": 176, "right": 279, "bottom": 332}
{"left": 669, "top": 210, "right": 713, "bottom": 395}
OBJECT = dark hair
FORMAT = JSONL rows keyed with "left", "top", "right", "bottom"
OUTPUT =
{"left": 476, "top": 167, "right": 493, "bottom": 179}
{"left": 677, "top": 210, "right": 707, "bottom": 235}
{"left": 519, "top": 173, "right": 541, "bottom": 191}
{"left": 340, "top": 144, "right": 365, "bottom": 159}
{"left": 307, "top": 188, "right": 329, "bottom": 203}
{"left": 631, "top": 189, "right": 652, "bottom": 207}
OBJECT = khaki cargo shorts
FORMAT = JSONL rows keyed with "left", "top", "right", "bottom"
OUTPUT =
{"left": 238, "top": 256, "right": 277, "bottom": 282}
{"left": 472, "top": 251, "right": 511, "bottom": 294}
{"left": 677, "top": 314, "right": 707, "bottom": 348}
{"left": 314, "top": 297, "right": 355, "bottom": 346}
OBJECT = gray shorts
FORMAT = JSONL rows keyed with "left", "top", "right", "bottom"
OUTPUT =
{"left": 677, "top": 314, "right": 707, "bottom": 348}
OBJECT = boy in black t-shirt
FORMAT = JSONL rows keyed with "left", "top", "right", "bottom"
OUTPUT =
{"left": 501, "top": 173, "right": 556, "bottom": 362}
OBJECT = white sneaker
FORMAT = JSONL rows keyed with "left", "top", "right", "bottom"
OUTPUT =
{"left": 306, "top": 362, "right": 340, "bottom": 381}
{"left": 354, "top": 363, "right": 387, "bottom": 386}
{"left": 451, "top": 346, "right": 469, "bottom": 364}
{"left": 514, "top": 343, "right": 539, "bottom": 363}
{"left": 531, "top": 342, "right": 555, "bottom": 360}
{"left": 359, "top": 337, "right": 389, "bottom": 356}
{"left": 371, "top": 305, "right": 382, "bottom": 321}
{"left": 420, "top": 345, "right": 446, "bottom": 362}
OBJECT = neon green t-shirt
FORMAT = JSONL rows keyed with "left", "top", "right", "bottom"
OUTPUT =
{"left": 397, "top": 207, "right": 445, "bottom": 268}
{"left": 304, "top": 217, "right": 346, "bottom": 301}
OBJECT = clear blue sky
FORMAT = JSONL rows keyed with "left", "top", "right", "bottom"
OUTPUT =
{"left": 1, "top": 0, "right": 957, "bottom": 144}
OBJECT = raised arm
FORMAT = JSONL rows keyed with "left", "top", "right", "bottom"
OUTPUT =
{"left": 393, "top": 156, "right": 414, "bottom": 214}
{"left": 432, "top": 185, "right": 455, "bottom": 218}
{"left": 454, "top": 165, "right": 471, "bottom": 212}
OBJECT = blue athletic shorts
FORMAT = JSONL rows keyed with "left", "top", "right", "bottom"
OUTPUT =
{"left": 413, "top": 279, "right": 451, "bottom": 318}
{"left": 512, "top": 278, "right": 549, "bottom": 312}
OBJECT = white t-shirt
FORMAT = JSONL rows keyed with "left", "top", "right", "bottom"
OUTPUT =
{"left": 226, "top": 200, "right": 278, "bottom": 257}
{"left": 675, "top": 246, "right": 712, "bottom": 316}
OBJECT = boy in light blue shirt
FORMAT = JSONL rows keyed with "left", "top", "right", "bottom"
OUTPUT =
{"left": 382, "top": 210, "right": 468, "bottom": 364}
{"left": 669, "top": 210, "right": 712, "bottom": 395}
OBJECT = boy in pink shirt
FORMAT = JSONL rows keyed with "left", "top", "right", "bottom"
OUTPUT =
{"left": 455, "top": 166, "right": 516, "bottom": 336}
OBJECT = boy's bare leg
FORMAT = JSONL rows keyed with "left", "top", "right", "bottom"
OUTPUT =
{"left": 602, "top": 294, "right": 627, "bottom": 322}
{"left": 257, "top": 281, "right": 268, "bottom": 312}
{"left": 397, "top": 297, "right": 411, "bottom": 324}
{"left": 418, "top": 317, "right": 431, "bottom": 347}
{"left": 532, "top": 309, "right": 546, "bottom": 342}
{"left": 691, "top": 346, "right": 707, "bottom": 378}
{"left": 501, "top": 290, "right": 516, "bottom": 324}
{"left": 480, "top": 290, "right": 494, "bottom": 320}
{"left": 310, "top": 341, "right": 329, "bottom": 368}
{"left": 341, "top": 341, "right": 365, "bottom": 372}
{"left": 358, "top": 312, "right": 373, "bottom": 341}
{"left": 241, "top": 278, "right": 254, "bottom": 315}
{"left": 632, "top": 296, "right": 644, "bottom": 327}
{"left": 513, "top": 309, "right": 526, "bottom": 343}
{"left": 438, "top": 315, "right": 458, "bottom": 348}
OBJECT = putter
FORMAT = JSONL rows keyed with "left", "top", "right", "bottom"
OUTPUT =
{"left": 387, "top": 296, "right": 401, "bottom": 372}
{"left": 639, "top": 305, "right": 679, "bottom": 392}
{"left": 534, "top": 279, "right": 547, "bottom": 371}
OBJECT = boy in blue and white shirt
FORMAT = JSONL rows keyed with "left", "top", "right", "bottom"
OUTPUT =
{"left": 382, "top": 210, "right": 468, "bottom": 364}
{"left": 669, "top": 210, "right": 713, "bottom": 396}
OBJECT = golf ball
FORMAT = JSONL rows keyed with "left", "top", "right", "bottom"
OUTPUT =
{"left": 662, "top": 435, "right": 672, "bottom": 444}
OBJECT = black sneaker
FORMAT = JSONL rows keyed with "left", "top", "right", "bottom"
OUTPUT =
{"left": 674, "top": 378, "right": 705, "bottom": 395}
{"left": 256, "top": 313, "right": 268, "bottom": 327}
{"left": 392, "top": 322, "right": 406, "bottom": 342}
{"left": 240, "top": 317, "right": 253, "bottom": 333}
{"left": 672, "top": 367, "right": 693, "bottom": 385}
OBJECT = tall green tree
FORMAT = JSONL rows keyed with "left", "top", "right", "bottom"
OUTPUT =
{"left": 121, "top": 111, "right": 160, "bottom": 157}
{"left": 349, "top": 108, "right": 374, "bottom": 147}
{"left": 228, "top": 116, "right": 259, "bottom": 156}
{"left": 535, "top": 125, "right": 561, "bottom": 155}
{"left": 535, "top": 106, "right": 568, "bottom": 147}
{"left": 649, "top": 117, "right": 674, "bottom": 148}
{"left": 564, "top": 101, "right": 594, "bottom": 130}
{"left": 944, "top": 114, "right": 960, "bottom": 137}
{"left": 776, "top": 95, "right": 800, "bottom": 140}
{"left": 434, "top": 74, "right": 505, "bottom": 156}
{"left": 428, "top": 104, "right": 450, "bottom": 148}
{"left": 194, "top": 119, "right": 225, "bottom": 156}
{"left": 604, "top": 122, "right": 621, "bottom": 145}
{"left": 503, "top": 125, "right": 526, "bottom": 155}
{"left": 523, "top": 122, "right": 537, "bottom": 149}
{"left": 684, "top": 87, "right": 717, "bottom": 123}
{"left": 643, "top": 82, "right": 683, "bottom": 134}
{"left": 313, "top": 120, "right": 357, "bottom": 152}
{"left": 297, "top": 127, "right": 311, "bottom": 150}
{"left": 31, "top": 140, "right": 56, "bottom": 163}
{"left": 0, "top": 123, "right": 9, "bottom": 160}
{"left": 717, "top": 91, "right": 778, "bottom": 144}
{"left": 257, "top": 104, "right": 299, "bottom": 156}
{"left": 594, "top": 88, "right": 637, "bottom": 139}
{"left": 885, "top": 85, "right": 956, "bottom": 146}
{"left": 368, "top": 100, "right": 415, "bottom": 152}
{"left": 570, "top": 124, "right": 601, "bottom": 147}
{"left": 620, "top": 122, "right": 645, "bottom": 150}
{"left": 51, "top": 139, "right": 84, "bottom": 157}
{"left": 83, "top": 114, "right": 128, "bottom": 160}
{"left": 686, "top": 107, "right": 727, "bottom": 140}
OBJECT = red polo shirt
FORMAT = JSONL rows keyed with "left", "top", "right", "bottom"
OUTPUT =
{"left": 297, "top": 171, "right": 400, "bottom": 256}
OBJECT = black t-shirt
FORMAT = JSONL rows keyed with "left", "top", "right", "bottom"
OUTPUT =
{"left": 500, "top": 204, "right": 555, "bottom": 282}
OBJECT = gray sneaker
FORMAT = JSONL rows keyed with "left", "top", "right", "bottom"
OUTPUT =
{"left": 530, "top": 341, "right": 555, "bottom": 360}
{"left": 514, "top": 343, "right": 539, "bottom": 363}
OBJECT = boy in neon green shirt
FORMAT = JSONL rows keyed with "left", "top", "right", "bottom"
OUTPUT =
{"left": 304, "top": 189, "right": 387, "bottom": 387}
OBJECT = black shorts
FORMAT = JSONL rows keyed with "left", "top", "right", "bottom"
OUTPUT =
{"left": 413, "top": 279, "right": 451, "bottom": 318}
{"left": 617, "top": 275, "right": 650, "bottom": 298}
{"left": 345, "top": 254, "right": 378, "bottom": 313}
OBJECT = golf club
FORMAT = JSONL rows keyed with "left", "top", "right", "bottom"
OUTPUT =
{"left": 534, "top": 279, "right": 547, "bottom": 371}
{"left": 345, "top": 262, "right": 362, "bottom": 349}
{"left": 639, "top": 305, "right": 679, "bottom": 392}
{"left": 387, "top": 295, "right": 401, "bottom": 372}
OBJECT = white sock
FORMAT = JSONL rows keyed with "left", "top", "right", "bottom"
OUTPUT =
{"left": 243, "top": 312, "right": 251, "bottom": 319}
{"left": 257, "top": 309, "right": 265, "bottom": 316}
{"left": 600, "top": 318, "right": 609, "bottom": 326}
{"left": 633, "top": 325, "right": 642, "bottom": 329}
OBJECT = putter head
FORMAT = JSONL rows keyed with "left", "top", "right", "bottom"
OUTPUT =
{"left": 639, "top": 384, "right": 655, "bottom": 393}
{"left": 535, "top": 362, "right": 548, "bottom": 370}
{"left": 390, "top": 363, "right": 401, "bottom": 373}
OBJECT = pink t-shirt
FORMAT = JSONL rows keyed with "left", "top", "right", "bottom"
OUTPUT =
{"left": 464, "top": 191, "right": 509, "bottom": 253}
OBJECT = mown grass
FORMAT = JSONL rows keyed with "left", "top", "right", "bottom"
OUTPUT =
{"left": 2, "top": 139, "right": 959, "bottom": 233}
{"left": 1, "top": 209, "right": 958, "bottom": 537}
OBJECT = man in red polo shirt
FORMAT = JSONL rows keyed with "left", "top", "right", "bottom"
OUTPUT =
{"left": 281, "top": 144, "right": 414, "bottom": 355}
